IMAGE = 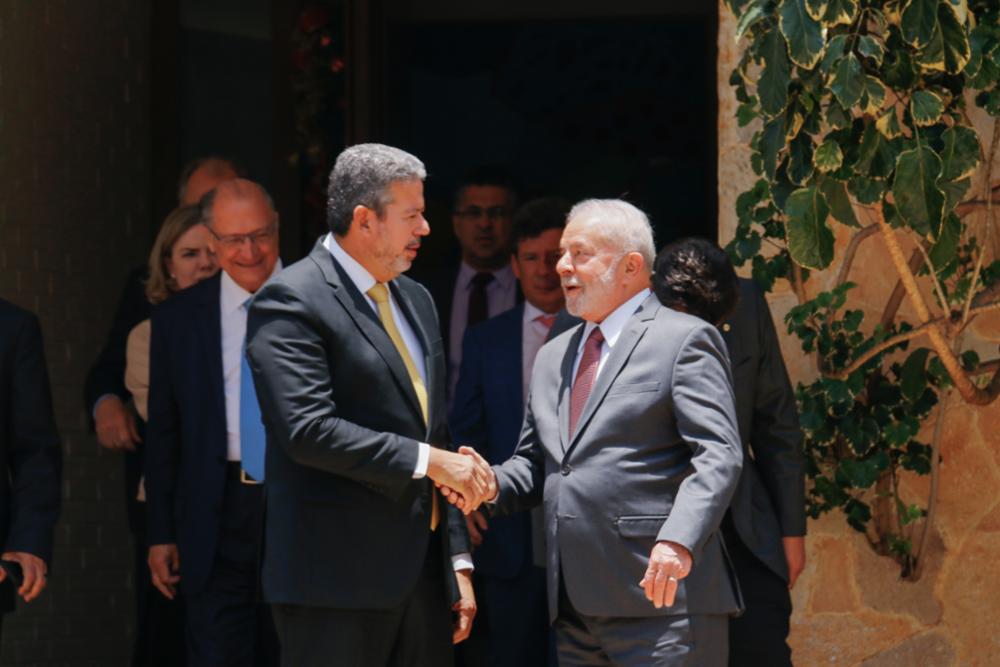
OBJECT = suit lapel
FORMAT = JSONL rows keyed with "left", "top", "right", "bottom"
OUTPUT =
{"left": 309, "top": 242, "right": 425, "bottom": 427}
{"left": 557, "top": 324, "right": 585, "bottom": 453}
{"left": 564, "top": 295, "right": 660, "bottom": 457}
{"left": 196, "top": 274, "right": 227, "bottom": 430}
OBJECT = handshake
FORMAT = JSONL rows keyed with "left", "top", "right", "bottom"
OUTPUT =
{"left": 427, "top": 446, "right": 497, "bottom": 514}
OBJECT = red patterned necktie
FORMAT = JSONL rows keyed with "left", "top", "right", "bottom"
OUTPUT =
{"left": 536, "top": 313, "right": 557, "bottom": 331}
{"left": 569, "top": 327, "right": 604, "bottom": 438}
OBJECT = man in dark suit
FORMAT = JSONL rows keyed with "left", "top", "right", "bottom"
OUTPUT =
{"left": 414, "top": 167, "right": 520, "bottom": 401}
{"left": 451, "top": 200, "right": 744, "bottom": 665}
{"left": 246, "top": 143, "right": 491, "bottom": 667}
{"left": 450, "top": 198, "right": 569, "bottom": 666}
{"left": 145, "top": 179, "right": 280, "bottom": 666}
{"left": 0, "top": 299, "right": 61, "bottom": 639}
{"left": 651, "top": 238, "right": 806, "bottom": 666}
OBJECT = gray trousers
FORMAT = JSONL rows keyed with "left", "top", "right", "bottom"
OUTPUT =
{"left": 555, "top": 583, "right": 728, "bottom": 666}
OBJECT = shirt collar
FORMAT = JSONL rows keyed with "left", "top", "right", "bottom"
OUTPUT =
{"left": 579, "top": 288, "right": 651, "bottom": 351}
{"left": 220, "top": 260, "right": 282, "bottom": 314}
{"left": 457, "top": 261, "right": 515, "bottom": 290}
{"left": 324, "top": 233, "right": 378, "bottom": 296}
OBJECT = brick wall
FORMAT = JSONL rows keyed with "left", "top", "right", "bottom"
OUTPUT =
{"left": 0, "top": 1, "right": 151, "bottom": 664}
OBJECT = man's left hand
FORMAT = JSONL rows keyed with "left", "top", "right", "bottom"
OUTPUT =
{"left": 782, "top": 536, "right": 806, "bottom": 589}
{"left": 639, "top": 540, "right": 692, "bottom": 609}
{"left": 452, "top": 569, "right": 477, "bottom": 644}
{"left": 0, "top": 551, "right": 47, "bottom": 602}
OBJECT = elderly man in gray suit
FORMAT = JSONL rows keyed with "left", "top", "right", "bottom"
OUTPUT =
{"left": 445, "top": 199, "right": 744, "bottom": 665}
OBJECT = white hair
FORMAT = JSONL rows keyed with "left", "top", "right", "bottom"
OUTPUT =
{"left": 567, "top": 199, "right": 655, "bottom": 270}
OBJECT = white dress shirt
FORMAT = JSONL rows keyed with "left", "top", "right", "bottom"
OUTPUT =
{"left": 521, "top": 302, "right": 553, "bottom": 404}
{"left": 448, "top": 262, "right": 517, "bottom": 399}
{"left": 220, "top": 263, "right": 282, "bottom": 461}
{"left": 324, "top": 234, "right": 472, "bottom": 571}
{"left": 572, "top": 289, "right": 651, "bottom": 385}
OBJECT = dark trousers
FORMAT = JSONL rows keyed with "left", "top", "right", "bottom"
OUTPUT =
{"left": 132, "top": 519, "right": 187, "bottom": 667}
{"left": 469, "top": 567, "right": 551, "bottom": 667}
{"left": 723, "top": 522, "right": 792, "bottom": 667}
{"left": 272, "top": 533, "right": 454, "bottom": 667}
{"left": 183, "top": 479, "right": 278, "bottom": 667}
{"left": 555, "top": 575, "right": 727, "bottom": 667}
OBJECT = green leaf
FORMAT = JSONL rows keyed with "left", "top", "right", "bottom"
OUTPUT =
{"left": 901, "top": 0, "right": 939, "bottom": 49}
{"left": 788, "top": 134, "right": 815, "bottom": 185}
{"left": 910, "top": 90, "right": 945, "bottom": 126}
{"left": 805, "top": 0, "right": 828, "bottom": 21}
{"left": 779, "top": 0, "right": 827, "bottom": 70}
{"left": 876, "top": 108, "right": 903, "bottom": 139}
{"left": 831, "top": 54, "right": 864, "bottom": 108}
{"left": 838, "top": 458, "right": 882, "bottom": 489}
{"left": 786, "top": 186, "right": 835, "bottom": 269}
{"left": 759, "top": 28, "right": 792, "bottom": 117}
{"left": 759, "top": 118, "right": 785, "bottom": 180}
{"left": 826, "top": 100, "right": 852, "bottom": 129}
{"left": 844, "top": 498, "right": 872, "bottom": 532}
{"left": 848, "top": 176, "right": 886, "bottom": 204}
{"left": 737, "top": 102, "right": 758, "bottom": 127}
{"left": 821, "top": 34, "right": 849, "bottom": 73}
{"left": 736, "top": 3, "right": 767, "bottom": 39}
{"left": 939, "top": 125, "right": 981, "bottom": 181}
{"left": 961, "top": 349, "right": 980, "bottom": 371}
{"left": 884, "top": 46, "right": 918, "bottom": 90}
{"left": 937, "top": 2, "right": 971, "bottom": 74}
{"left": 820, "top": 176, "right": 860, "bottom": 227}
{"left": 861, "top": 76, "right": 887, "bottom": 115}
{"left": 918, "top": 21, "right": 947, "bottom": 72}
{"left": 858, "top": 35, "right": 886, "bottom": 66}
{"left": 822, "top": 0, "right": 858, "bottom": 26}
{"left": 893, "top": 146, "right": 945, "bottom": 236}
{"left": 928, "top": 213, "right": 961, "bottom": 269}
{"left": 814, "top": 139, "right": 844, "bottom": 172}
{"left": 900, "top": 348, "right": 931, "bottom": 402}
{"left": 940, "top": 179, "right": 971, "bottom": 213}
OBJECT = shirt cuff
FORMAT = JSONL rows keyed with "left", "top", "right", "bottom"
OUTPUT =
{"left": 92, "top": 393, "right": 119, "bottom": 420}
{"left": 452, "top": 553, "right": 474, "bottom": 572}
{"left": 413, "top": 442, "right": 430, "bottom": 478}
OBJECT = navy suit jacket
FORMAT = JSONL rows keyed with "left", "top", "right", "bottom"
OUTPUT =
{"left": 450, "top": 304, "right": 535, "bottom": 579}
{"left": 145, "top": 273, "right": 230, "bottom": 595}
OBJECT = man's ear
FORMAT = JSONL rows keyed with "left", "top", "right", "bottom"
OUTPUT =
{"left": 623, "top": 251, "right": 645, "bottom": 276}
{"left": 352, "top": 205, "right": 372, "bottom": 235}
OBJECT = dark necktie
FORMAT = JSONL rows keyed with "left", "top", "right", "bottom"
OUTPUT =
{"left": 467, "top": 272, "right": 495, "bottom": 327}
{"left": 569, "top": 327, "right": 604, "bottom": 438}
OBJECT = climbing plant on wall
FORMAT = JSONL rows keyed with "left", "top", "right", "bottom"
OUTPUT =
{"left": 724, "top": 0, "right": 1000, "bottom": 577}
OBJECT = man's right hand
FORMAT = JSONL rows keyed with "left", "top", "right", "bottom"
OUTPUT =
{"left": 427, "top": 447, "right": 493, "bottom": 514}
{"left": 94, "top": 396, "right": 140, "bottom": 451}
{"left": 148, "top": 544, "right": 181, "bottom": 599}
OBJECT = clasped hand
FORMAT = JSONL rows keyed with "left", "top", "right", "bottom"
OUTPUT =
{"left": 427, "top": 446, "right": 496, "bottom": 515}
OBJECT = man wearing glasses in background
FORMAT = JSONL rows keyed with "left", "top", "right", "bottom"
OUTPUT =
{"left": 415, "top": 167, "right": 521, "bottom": 404}
{"left": 144, "top": 179, "right": 281, "bottom": 666}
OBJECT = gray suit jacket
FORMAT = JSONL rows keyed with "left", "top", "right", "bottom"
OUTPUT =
{"left": 492, "top": 293, "right": 743, "bottom": 621}
{"left": 721, "top": 279, "right": 806, "bottom": 581}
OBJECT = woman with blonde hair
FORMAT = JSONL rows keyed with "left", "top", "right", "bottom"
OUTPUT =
{"left": 124, "top": 204, "right": 217, "bottom": 667}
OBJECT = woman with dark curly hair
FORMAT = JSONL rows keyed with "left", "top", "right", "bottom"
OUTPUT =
{"left": 651, "top": 237, "right": 740, "bottom": 325}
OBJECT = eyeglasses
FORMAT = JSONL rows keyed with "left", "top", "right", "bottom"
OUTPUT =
{"left": 203, "top": 222, "right": 278, "bottom": 250}
{"left": 453, "top": 205, "right": 511, "bottom": 222}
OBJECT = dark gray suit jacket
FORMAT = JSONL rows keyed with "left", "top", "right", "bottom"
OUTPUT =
{"left": 492, "top": 293, "right": 743, "bottom": 621}
{"left": 721, "top": 279, "right": 806, "bottom": 581}
{"left": 246, "top": 240, "right": 470, "bottom": 610}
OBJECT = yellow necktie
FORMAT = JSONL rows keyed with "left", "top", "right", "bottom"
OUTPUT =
{"left": 367, "top": 283, "right": 438, "bottom": 530}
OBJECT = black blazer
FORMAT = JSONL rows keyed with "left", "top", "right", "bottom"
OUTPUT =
{"left": 144, "top": 273, "right": 230, "bottom": 595}
{"left": 246, "top": 240, "right": 470, "bottom": 610}
{"left": 720, "top": 279, "right": 806, "bottom": 581}
{"left": 0, "top": 299, "right": 61, "bottom": 608}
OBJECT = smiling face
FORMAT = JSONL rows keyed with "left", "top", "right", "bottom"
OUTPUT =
{"left": 512, "top": 227, "right": 564, "bottom": 314}
{"left": 557, "top": 218, "right": 642, "bottom": 323}
{"left": 206, "top": 182, "right": 280, "bottom": 294}
{"left": 165, "top": 223, "right": 218, "bottom": 290}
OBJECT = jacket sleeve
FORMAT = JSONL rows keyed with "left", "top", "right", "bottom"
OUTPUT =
{"left": 144, "top": 310, "right": 179, "bottom": 545}
{"left": 656, "top": 324, "right": 743, "bottom": 561}
{"left": 748, "top": 285, "right": 807, "bottom": 536}
{"left": 5, "top": 312, "right": 62, "bottom": 564}
{"left": 246, "top": 280, "right": 420, "bottom": 501}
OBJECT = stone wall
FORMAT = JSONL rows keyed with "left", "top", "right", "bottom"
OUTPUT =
{"left": 718, "top": 4, "right": 1000, "bottom": 665}
{"left": 0, "top": 1, "right": 151, "bottom": 664}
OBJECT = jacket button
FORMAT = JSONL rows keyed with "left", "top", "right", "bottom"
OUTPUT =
{"left": 561, "top": 464, "right": 572, "bottom": 476}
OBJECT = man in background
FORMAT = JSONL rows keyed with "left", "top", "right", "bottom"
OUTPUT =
{"left": 451, "top": 198, "right": 569, "bottom": 666}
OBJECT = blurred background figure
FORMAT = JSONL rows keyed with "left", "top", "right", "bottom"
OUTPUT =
{"left": 652, "top": 237, "right": 806, "bottom": 667}
{"left": 450, "top": 197, "right": 570, "bottom": 667}
{"left": 0, "top": 299, "right": 62, "bottom": 642}
{"left": 122, "top": 204, "right": 219, "bottom": 666}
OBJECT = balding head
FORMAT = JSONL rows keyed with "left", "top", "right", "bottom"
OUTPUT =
{"left": 201, "top": 179, "right": 279, "bottom": 293}
{"left": 178, "top": 156, "right": 241, "bottom": 205}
